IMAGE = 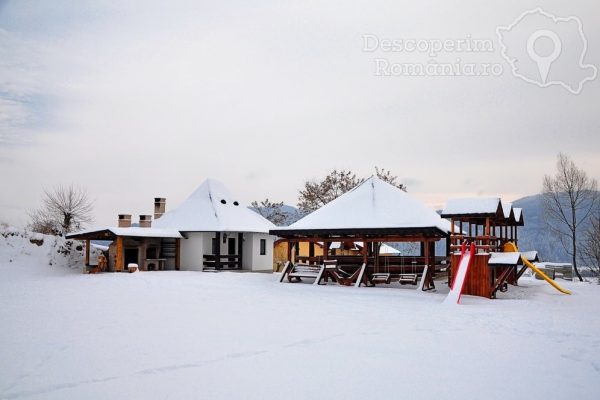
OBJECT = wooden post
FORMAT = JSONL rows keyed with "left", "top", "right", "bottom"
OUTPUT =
{"left": 115, "top": 236, "right": 124, "bottom": 272}
{"left": 423, "top": 240, "right": 431, "bottom": 290}
{"left": 238, "top": 233, "right": 243, "bottom": 270}
{"left": 287, "top": 240, "right": 292, "bottom": 263}
{"left": 362, "top": 238, "right": 368, "bottom": 265}
{"left": 309, "top": 242, "right": 315, "bottom": 258}
{"left": 85, "top": 239, "right": 90, "bottom": 266}
{"left": 175, "top": 238, "right": 181, "bottom": 270}
{"left": 323, "top": 240, "right": 329, "bottom": 261}
{"left": 450, "top": 218, "right": 455, "bottom": 235}
{"left": 215, "top": 232, "right": 221, "bottom": 270}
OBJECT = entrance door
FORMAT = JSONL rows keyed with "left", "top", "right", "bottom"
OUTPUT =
{"left": 228, "top": 237, "right": 236, "bottom": 255}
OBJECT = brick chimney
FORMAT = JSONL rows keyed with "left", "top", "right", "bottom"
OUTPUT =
{"left": 118, "top": 214, "right": 132, "bottom": 228}
{"left": 139, "top": 215, "right": 152, "bottom": 228}
{"left": 154, "top": 198, "right": 166, "bottom": 219}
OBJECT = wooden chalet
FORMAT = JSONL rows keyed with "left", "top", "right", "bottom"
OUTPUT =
{"left": 271, "top": 176, "right": 452, "bottom": 289}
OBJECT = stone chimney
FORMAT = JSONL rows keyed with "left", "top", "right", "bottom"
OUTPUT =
{"left": 118, "top": 214, "right": 132, "bottom": 228}
{"left": 154, "top": 197, "right": 166, "bottom": 219}
{"left": 139, "top": 215, "right": 152, "bottom": 228}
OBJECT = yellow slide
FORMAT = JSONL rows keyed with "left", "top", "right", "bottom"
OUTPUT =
{"left": 504, "top": 242, "right": 571, "bottom": 295}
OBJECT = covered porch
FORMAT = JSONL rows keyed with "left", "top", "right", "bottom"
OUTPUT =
{"left": 272, "top": 229, "right": 447, "bottom": 289}
{"left": 270, "top": 176, "right": 452, "bottom": 290}
{"left": 66, "top": 227, "right": 183, "bottom": 272}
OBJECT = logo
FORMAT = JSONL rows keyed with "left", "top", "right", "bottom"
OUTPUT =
{"left": 497, "top": 8, "right": 597, "bottom": 94}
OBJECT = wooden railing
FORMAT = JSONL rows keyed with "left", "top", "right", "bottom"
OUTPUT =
{"left": 203, "top": 254, "right": 241, "bottom": 270}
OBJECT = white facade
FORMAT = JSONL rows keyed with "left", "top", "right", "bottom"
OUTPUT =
{"left": 242, "top": 233, "right": 274, "bottom": 271}
{"left": 179, "top": 232, "right": 205, "bottom": 271}
{"left": 152, "top": 178, "right": 276, "bottom": 273}
{"left": 179, "top": 231, "right": 274, "bottom": 272}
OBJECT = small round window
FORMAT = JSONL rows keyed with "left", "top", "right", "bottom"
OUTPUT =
{"left": 233, "top": 201, "right": 239, "bottom": 206}
{"left": 220, "top": 199, "right": 227, "bottom": 204}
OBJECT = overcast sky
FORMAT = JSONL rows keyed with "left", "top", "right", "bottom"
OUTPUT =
{"left": 1, "top": 0, "right": 599, "bottom": 227}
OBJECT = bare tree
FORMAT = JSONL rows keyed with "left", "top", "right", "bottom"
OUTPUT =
{"left": 250, "top": 199, "right": 289, "bottom": 226}
{"left": 297, "top": 169, "right": 363, "bottom": 213}
{"left": 375, "top": 166, "right": 406, "bottom": 191}
{"left": 542, "top": 153, "right": 599, "bottom": 281}
{"left": 581, "top": 214, "right": 600, "bottom": 281}
{"left": 29, "top": 184, "right": 94, "bottom": 235}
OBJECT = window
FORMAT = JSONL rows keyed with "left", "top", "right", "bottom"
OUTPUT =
{"left": 260, "top": 239, "right": 266, "bottom": 255}
{"left": 212, "top": 238, "right": 219, "bottom": 255}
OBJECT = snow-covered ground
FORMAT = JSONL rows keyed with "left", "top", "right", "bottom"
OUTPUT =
{"left": 1, "top": 231, "right": 599, "bottom": 400}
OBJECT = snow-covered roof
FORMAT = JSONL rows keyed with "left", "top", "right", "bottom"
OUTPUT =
{"left": 521, "top": 250, "right": 538, "bottom": 262}
{"left": 441, "top": 198, "right": 501, "bottom": 217}
{"left": 153, "top": 179, "right": 275, "bottom": 233}
{"left": 68, "top": 227, "right": 183, "bottom": 239}
{"left": 489, "top": 252, "right": 521, "bottom": 265}
{"left": 273, "top": 176, "right": 450, "bottom": 235}
{"left": 378, "top": 243, "right": 401, "bottom": 255}
{"left": 513, "top": 208, "right": 523, "bottom": 223}
{"left": 501, "top": 200, "right": 514, "bottom": 219}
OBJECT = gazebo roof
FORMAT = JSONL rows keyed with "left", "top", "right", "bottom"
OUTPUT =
{"left": 271, "top": 176, "right": 449, "bottom": 238}
{"left": 153, "top": 178, "right": 275, "bottom": 233}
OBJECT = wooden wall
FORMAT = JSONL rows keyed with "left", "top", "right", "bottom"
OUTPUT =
{"left": 450, "top": 253, "right": 492, "bottom": 298}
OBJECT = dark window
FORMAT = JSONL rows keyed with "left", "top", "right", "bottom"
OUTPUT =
{"left": 228, "top": 237, "right": 236, "bottom": 255}
{"left": 212, "top": 238, "right": 219, "bottom": 255}
{"left": 260, "top": 239, "right": 266, "bottom": 255}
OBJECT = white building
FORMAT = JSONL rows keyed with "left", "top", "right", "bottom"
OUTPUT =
{"left": 68, "top": 179, "right": 276, "bottom": 273}
{"left": 153, "top": 179, "right": 275, "bottom": 272}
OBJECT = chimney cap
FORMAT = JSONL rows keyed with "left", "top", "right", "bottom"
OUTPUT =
{"left": 118, "top": 214, "right": 132, "bottom": 219}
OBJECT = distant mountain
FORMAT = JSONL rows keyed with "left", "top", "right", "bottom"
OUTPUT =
{"left": 281, "top": 204, "right": 303, "bottom": 225}
{"left": 248, "top": 204, "right": 303, "bottom": 226}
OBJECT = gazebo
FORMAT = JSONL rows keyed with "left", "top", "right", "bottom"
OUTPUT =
{"left": 270, "top": 176, "right": 452, "bottom": 289}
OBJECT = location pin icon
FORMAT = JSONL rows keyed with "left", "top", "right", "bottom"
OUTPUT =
{"left": 527, "top": 29, "right": 562, "bottom": 83}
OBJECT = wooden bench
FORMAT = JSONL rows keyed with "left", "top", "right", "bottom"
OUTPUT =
{"left": 287, "top": 263, "right": 323, "bottom": 282}
{"left": 398, "top": 274, "right": 418, "bottom": 285}
{"left": 371, "top": 273, "right": 391, "bottom": 284}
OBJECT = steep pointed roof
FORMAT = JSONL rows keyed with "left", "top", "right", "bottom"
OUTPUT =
{"left": 153, "top": 179, "right": 275, "bottom": 233}
{"left": 271, "top": 176, "right": 449, "bottom": 237}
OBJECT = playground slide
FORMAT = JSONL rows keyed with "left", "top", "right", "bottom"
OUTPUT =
{"left": 504, "top": 242, "right": 571, "bottom": 295}
{"left": 444, "top": 243, "right": 475, "bottom": 304}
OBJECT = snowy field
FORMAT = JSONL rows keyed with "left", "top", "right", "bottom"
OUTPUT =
{"left": 1, "top": 232, "right": 600, "bottom": 400}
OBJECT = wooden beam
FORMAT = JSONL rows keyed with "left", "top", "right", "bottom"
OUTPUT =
{"left": 238, "top": 233, "right": 243, "bottom": 270}
{"left": 85, "top": 239, "right": 90, "bottom": 266}
{"left": 175, "top": 238, "right": 181, "bottom": 270}
{"left": 214, "top": 232, "right": 221, "bottom": 270}
{"left": 115, "top": 236, "right": 124, "bottom": 272}
{"left": 361, "top": 238, "right": 368, "bottom": 264}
